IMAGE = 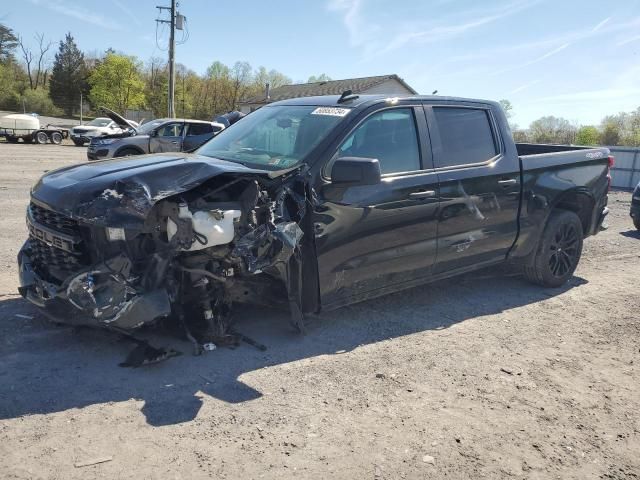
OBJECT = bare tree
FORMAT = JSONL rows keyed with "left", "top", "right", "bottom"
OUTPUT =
{"left": 18, "top": 33, "right": 53, "bottom": 89}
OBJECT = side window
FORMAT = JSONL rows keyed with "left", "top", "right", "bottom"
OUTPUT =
{"left": 432, "top": 107, "right": 497, "bottom": 167}
{"left": 156, "top": 123, "right": 184, "bottom": 137}
{"left": 187, "top": 123, "right": 213, "bottom": 136}
{"left": 338, "top": 108, "right": 421, "bottom": 175}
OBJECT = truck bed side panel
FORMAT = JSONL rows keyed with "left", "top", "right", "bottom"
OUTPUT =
{"left": 510, "top": 149, "right": 609, "bottom": 260}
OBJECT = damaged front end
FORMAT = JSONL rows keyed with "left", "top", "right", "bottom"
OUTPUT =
{"left": 18, "top": 165, "right": 315, "bottom": 358}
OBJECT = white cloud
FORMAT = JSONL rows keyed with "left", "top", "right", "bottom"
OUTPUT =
{"left": 28, "top": 0, "right": 122, "bottom": 30}
{"left": 508, "top": 80, "right": 542, "bottom": 95}
{"left": 112, "top": 0, "right": 141, "bottom": 26}
{"left": 537, "top": 88, "right": 640, "bottom": 103}
{"left": 617, "top": 34, "right": 640, "bottom": 47}
{"left": 591, "top": 16, "right": 611, "bottom": 33}
{"left": 328, "top": 0, "right": 539, "bottom": 60}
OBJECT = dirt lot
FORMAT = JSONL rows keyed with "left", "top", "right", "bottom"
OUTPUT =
{"left": 0, "top": 142, "right": 638, "bottom": 480}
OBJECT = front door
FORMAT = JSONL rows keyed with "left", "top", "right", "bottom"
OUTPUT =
{"left": 314, "top": 105, "right": 440, "bottom": 308}
{"left": 424, "top": 105, "right": 520, "bottom": 274}
{"left": 150, "top": 122, "right": 184, "bottom": 153}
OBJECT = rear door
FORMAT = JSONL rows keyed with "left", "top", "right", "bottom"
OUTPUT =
{"left": 425, "top": 104, "right": 520, "bottom": 274}
{"left": 183, "top": 122, "right": 215, "bottom": 151}
{"left": 314, "top": 104, "right": 440, "bottom": 308}
{"left": 149, "top": 122, "right": 184, "bottom": 153}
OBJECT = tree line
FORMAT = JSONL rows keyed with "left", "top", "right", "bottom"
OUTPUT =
{"left": 500, "top": 99, "right": 640, "bottom": 147}
{"left": 0, "top": 23, "right": 330, "bottom": 120}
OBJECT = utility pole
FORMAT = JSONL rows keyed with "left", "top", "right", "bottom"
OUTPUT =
{"left": 156, "top": 0, "right": 178, "bottom": 118}
{"left": 80, "top": 91, "right": 83, "bottom": 125}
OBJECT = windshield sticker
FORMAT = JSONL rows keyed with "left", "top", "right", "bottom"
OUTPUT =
{"left": 311, "top": 107, "right": 350, "bottom": 117}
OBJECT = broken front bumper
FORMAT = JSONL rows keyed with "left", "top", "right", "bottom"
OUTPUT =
{"left": 18, "top": 243, "right": 171, "bottom": 330}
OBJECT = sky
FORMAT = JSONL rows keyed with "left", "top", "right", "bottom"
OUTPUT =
{"left": 3, "top": 0, "right": 640, "bottom": 127}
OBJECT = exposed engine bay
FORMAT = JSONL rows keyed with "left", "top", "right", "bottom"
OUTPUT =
{"left": 18, "top": 163, "right": 318, "bottom": 366}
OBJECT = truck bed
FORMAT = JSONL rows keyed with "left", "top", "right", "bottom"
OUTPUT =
{"left": 516, "top": 143, "right": 604, "bottom": 156}
{"left": 516, "top": 143, "right": 610, "bottom": 169}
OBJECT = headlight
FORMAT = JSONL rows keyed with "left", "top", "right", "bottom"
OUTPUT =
{"left": 95, "top": 138, "right": 118, "bottom": 145}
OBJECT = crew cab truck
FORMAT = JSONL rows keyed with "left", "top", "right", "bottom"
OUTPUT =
{"left": 18, "top": 94, "right": 611, "bottom": 357}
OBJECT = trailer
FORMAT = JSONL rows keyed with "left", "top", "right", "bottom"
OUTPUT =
{"left": 0, "top": 114, "right": 70, "bottom": 145}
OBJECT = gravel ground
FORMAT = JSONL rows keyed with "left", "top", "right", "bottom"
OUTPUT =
{"left": 0, "top": 143, "right": 638, "bottom": 480}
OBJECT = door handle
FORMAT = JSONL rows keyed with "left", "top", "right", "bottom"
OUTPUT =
{"left": 498, "top": 178, "right": 518, "bottom": 185}
{"left": 408, "top": 190, "right": 436, "bottom": 199}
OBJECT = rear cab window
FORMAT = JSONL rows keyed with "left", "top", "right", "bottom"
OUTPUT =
{"left": 431, "top": 107, "right": 499, "bottom": 168}
{"left": 187, "top": 123, "right": 214, "bottom": 136}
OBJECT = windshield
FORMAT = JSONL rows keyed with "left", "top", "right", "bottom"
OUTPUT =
{"left": 88, "top": 118, "right": 112, "bottom": 127}
{"left": 196, "top": 105, "right": 349, "bottom": 169}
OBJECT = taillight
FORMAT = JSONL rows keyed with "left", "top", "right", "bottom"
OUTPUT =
{"left": 607, "top": 155, "right": 614, "bottom": 191}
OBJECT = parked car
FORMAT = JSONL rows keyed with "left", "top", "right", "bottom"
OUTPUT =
{"left": 18, "top": 94, "right": 612, "bottom": 362}
{"left": 0, "top": 113, "right": 69, "bottom": 144}
{"left": 631, "top": 181, "right": 640, "bottom": 230}
{"left": 70, "top": 117, "right": 139, "bottom": 146}
{"left": 86, "top": 108, "right": 225, "bottom": 160}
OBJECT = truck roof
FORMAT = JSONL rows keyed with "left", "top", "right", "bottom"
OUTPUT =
{"left": 269, "top": 94, "right": 497, "bottom": 109}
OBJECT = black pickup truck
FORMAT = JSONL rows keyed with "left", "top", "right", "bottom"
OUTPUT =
{"left": 18, "top": 94, "right": 612, "bottom": 355}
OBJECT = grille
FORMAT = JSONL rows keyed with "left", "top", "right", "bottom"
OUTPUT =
{"left": 29, "top": 202, "right": 80, "bottom": 236}
{"left": 30, "top": 238, "right": 87, "bottom": 280}
{"left": 73, "top": 128, "right": 89, "bottom": 134}
{"left": 28, "top": 202, "right": 90, "bottom": 282}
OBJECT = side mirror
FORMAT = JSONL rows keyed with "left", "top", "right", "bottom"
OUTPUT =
{"left": 330, "top": 157, "right": 381, "bottom": 186}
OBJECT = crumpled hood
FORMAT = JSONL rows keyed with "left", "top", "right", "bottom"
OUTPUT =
{"left": 31, "top": 153, "right": 280, "bottom": 228}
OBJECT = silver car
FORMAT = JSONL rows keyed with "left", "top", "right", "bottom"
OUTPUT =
{"left": 87, "top": 109, "right": 224, "bottom": 161}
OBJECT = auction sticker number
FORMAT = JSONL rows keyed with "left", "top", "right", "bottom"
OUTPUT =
{"left": 311, "top": 107, "right": 351, "bottom": 117}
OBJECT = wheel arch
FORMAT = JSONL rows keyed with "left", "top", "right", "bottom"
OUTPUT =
{"left": 549, "top": 188, "right": 595, "bottom": 235}
{"left": 114, "top": 145, "right": 145, "bottom": 157}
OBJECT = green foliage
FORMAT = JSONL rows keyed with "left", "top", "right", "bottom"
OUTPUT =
{"left": 599, "top": 109, "right": 640, "bottom": 147}
{"left": 499, "top": 99, "right": 513, "bottom": 119}
{"left": 0, "top": 60, "right": 29, "bottom": 110}
{"left": 22, "top": 88, "right": 62, "bottom": 116}
{"left": 308, "top": 74, "right": 332, "bottom": 83}
{"left": 0, "top": 24, "right": 18, "bottom": 62}
{"left": 528, "top": 116, "right": 577, "bottom": 144}
{"left": 88, "top": 53, "right": 145, "bottom": 113}
{"left": 575, "top": 126, "right": 599, "bottom": 146}
{"left": 49, "top": 33, "right": 87, "bottom": 116}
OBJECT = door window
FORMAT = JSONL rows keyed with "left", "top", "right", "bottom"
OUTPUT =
{"left": 338, "top": 108, "right": 421, "bottom": 175}
{"left": 156, "top": 123, "right": 184, "bottom": 137}
{"left": 432, "top": 107, "right": 497, "bottom": 167}
{"left": 187, "top": 123, "right": 214, "bottom": 136}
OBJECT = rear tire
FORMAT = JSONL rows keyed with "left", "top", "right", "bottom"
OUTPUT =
{"left": 35, "top": 131, "right": 48, "bottom": 144}
{"left": 50, "top": 132, "right": 63, "bottom": 144}
{"left": 634, "top": 217, "right": 640, "bottom": 231}
{"left": 114, "top": 148, "right": 140, "bottom": 157}
{"left": 524, "top": 210, "right": 584, "bottom": 287}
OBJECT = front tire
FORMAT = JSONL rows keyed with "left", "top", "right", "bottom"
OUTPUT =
{"left": 524, "top": 210, "right": 584, "bottom": 287}
{"left": 114, "top": 148, "right": 141, "bottom": 157}
{"left": 634, "top": 216, "right": 640, "bottom": 231}
{"left": 72, "top": 139, "right": 85, "bottom": 146}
